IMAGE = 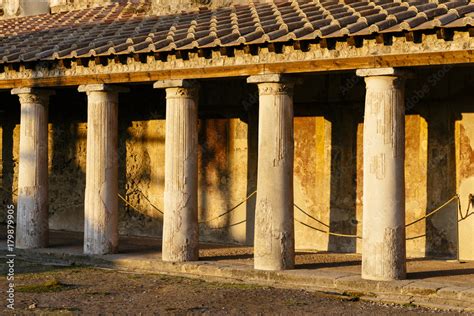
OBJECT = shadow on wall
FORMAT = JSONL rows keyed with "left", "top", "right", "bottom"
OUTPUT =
{"left": 48, "top": 88, "right": 87, "bottom": 232}
{"left": 197, "top": 79, "right": 257, "bottom": 245}
{"left": 417, "top": 68, "right": 474, "bottom": 258}
{"left": 198, "top": 119, "right": 232, "bottom": 241}
{"left": 49, "top": 85, "right": 167, "bottom": 236}
{"left": 3, "top": 71, "right": 471, "bottom": 258}
{"left": 245, "top": 103, "right": 258, "bottom": 246}
{"left": 293, "top": 74, "right": 365, "bottom": 254}
{"left": 328, "top": 108, "right": 359, "bottom": 253}
{"left": 424, "top": 104, "right": 458, "bottom": 258}
{"left": 293, "top": 69, "right": 472, "bottom": 258}
{"left": 117, "top": 85, "right": 165, "bottom": 237}
{"left": 0, "top": 93, "right": 19, "bottom": 223}
{"left": 407, "top": 66, "right": 474, "bottom": 259}
{"left": 5, "top": 81, "right": 258, "bottom": 244}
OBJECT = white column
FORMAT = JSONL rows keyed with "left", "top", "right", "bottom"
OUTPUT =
{"left": 247, "top": 74, "right": 296, "bottom": 271}
{"left": 12, "top": 88, "right": 54, "bottom": 249}
{"left": 154, "top": 79, "right": 199, "bottom": 262}
{"left": 357, "top": 68, "right": 407, "bottom": 281}
{"left": 78, "top": 84, "right": 127, "bottom": 255}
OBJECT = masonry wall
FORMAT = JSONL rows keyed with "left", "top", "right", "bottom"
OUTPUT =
{"left": 1, "top": 67, "right": 473, "bottom": 259}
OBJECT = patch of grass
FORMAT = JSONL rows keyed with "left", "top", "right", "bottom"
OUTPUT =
{"left": 69, "top": 267, "right": 89, "bottom": 274}
{"left": 50, "top": 306, "right": 81, "bottom": 312}
{"left": 402, "top": 302, "right": 418, "bottom": 308}
{"left": 205, "top": 282, "right": 262, "bottom": 290}
{"left": 84, "top": 291, "right": 112, "bottom": 296}
{"left": 17, "top": 279, "right": 71, "bottom": 293}
{"left": 341, "top": 291, "right": 362, "bottom": 302}
{"left": 29, "top": 307, "right": 82, "bottom": 315}
{"left": 158, "top": 275, "right": 187, "bottom": 283}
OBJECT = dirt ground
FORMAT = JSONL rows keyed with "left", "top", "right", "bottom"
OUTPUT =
{"left": 0, "top": 259, "right": 463, "bottom": 315}
{"left": 28, "top": 231, "right": 474, "bottom": 286}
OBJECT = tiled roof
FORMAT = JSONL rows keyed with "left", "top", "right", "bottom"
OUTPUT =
{"left": 0, "top": 0, "right": 473, "bottom": 64}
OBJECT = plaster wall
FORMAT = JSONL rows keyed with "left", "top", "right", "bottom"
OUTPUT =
{"left": 456, "top": 112, "right": 474, "bottom": 261}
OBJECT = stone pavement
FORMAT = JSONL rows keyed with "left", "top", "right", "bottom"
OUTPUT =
{"left": 5, "top": 231, "right": 474, "bottom": 312}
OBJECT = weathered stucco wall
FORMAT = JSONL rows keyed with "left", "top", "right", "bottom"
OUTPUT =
{"left": 1, "top": 68, "right": 473, "bottom": 259}
{"left": 404, "top": 114, "right": 428, "bottom": 258}
{"left": 456, "top": 109, "right": 474, "bottom": 261}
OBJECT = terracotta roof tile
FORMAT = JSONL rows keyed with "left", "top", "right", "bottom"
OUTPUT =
{"left": 0, "top": 0, "right": 473, "bottom": 64}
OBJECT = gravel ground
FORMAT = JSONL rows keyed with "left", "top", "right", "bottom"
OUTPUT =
{"left": 0, "top": 259, "right": 462, "bottom": 315}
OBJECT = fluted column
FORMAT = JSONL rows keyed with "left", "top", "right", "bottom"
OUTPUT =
{"left": 247, "top": 74, "right": 296, "bottom": 271}
{"left": 154, "top": 79, "right": 199, "bottom": 262}
{"left": 357, "top": 68, "right": 407, "bottom": 281}
{"left": 12, "top": 88, "right": 54, "bottom": 249}
{"left": 78, "top": 84, "right": 128, "bottom": 255}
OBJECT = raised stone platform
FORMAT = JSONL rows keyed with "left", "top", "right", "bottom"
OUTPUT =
{"left": 6, "top": 231, "right": 474, "bottom": 312}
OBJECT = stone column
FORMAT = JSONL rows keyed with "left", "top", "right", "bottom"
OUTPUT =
{"left": 12, "top": 88, "right": 54, "bottom": 249}
{"left": 357, "top": 68, "right": 407, "bottom": 281}
{"left": 247, "top": 74, "right": 296, "bottom": 271}
{"left": 154, "top": 79, "right": 199, "bottom": 262}
{"left": 78, "top": 84, "right": 127, "bottom": 255}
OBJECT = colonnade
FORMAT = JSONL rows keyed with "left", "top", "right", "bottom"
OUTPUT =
{"left": 12, "top": 68, "right": 408, "bottom": 281}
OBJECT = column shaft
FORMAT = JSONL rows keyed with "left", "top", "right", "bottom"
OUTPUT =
{"left": 249, "top": 75, "right": 295, "bottom": 270}
{"left": 13, "top": 89, "right": 52, "bottom": 249}
{"left": 359, "top": 71, "right": 407, "bottom": 280}
{"left": 79, "top": 85, "right": 122, "bottom": 255}
{"left": 162, "top": 85, "right": 199, "bottom": 262}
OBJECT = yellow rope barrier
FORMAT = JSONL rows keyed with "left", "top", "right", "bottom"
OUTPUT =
{"left": 406, "top": 234, "right": 426, "bottom": 241}
{"left": 3, "top": 184, "right": 473, "bottom": 241}
{"left": 118, "top": 193, "right": 164, "bottom": 215}
{"left": 207, "top": 219, "right": 246, "bottom": 230}
{"left": 0, "top": 186, "right": 17, "bottom": 196}
{"left": 405, "top": 195, "right": 459, "bottom": 228}
{"left": 118, "top": 190, "right": 254, "bottom": 229}
{"left": 457, "top": 194, "right": 473, "bottom": 221}
{"left": 294, "top": 203, "right": 330, "bottom": 228}
{"left": 295, "top": 218, "right": 362, "bottom": 239}
{"left": 200, "top": 191, "right": 256, "bottom": 224}
{"left": 293, "top": 194, "right": 474, "bottom": 240}
{"left": 131, "top": 189, "right": 164, "bottom": 215}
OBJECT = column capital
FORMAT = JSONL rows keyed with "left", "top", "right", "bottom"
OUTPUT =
{"left": 247, "top": 74, "right": 301, "bottom": 85}
{"left": 11, "top": 87, "right": 55, "bottom": 96}
{"left": 78, "top": 84, "right": 129, "bottom": 94}
{"left": 154, "top": 80, "right": 199, "bottom": 99}
{"left": 356, "top": 68, "right": 412, "bottom": 78}
{"left": 153, "top": 79, "right": 198, "bottom": 89}
{"left": 12, "top": 87, "right": 55, "bottom": 104}
{"left": 248, "top": 74, "right": 300, "bottom": 97}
